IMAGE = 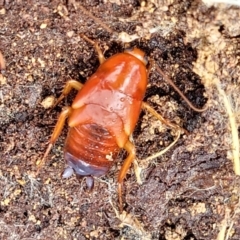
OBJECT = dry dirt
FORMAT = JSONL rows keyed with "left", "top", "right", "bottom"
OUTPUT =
{"left": 0, "top": 0, "right": 240, "bottom": 239}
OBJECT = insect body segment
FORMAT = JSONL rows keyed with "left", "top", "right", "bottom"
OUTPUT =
{"left": 64, "top": 123, "right": 119, "bottom": 177}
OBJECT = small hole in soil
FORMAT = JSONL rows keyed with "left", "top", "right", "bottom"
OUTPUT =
{"left": 218, "top": 25, "right": 225, "bottom": 33}
{"left": 23, "top": 211, "right": 28, "bottom": 217}
{"left": 184, "top": 231, "right": 197, "bottom": 240}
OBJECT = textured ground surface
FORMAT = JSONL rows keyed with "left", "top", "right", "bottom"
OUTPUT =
{"left": 0, "top": 0, "right": 240, "bottom": 239}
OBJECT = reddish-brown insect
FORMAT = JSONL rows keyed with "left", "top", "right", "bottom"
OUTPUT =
{"left": 38, "top": 35, "right": 206, "bottom": 211}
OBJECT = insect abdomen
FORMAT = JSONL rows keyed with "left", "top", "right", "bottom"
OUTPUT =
{"left": 64, "top": 123, "right": 119, "bottom": 176}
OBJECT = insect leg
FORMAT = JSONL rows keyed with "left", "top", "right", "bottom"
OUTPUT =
{"left": 118, "top": 140, "right": 136, "bottom": 212}
{"left": 140, "top": 101, "right": 183, "bottom": 162}
{"left": 36, "top": 106, "right": 72, "bottom": 175}
{"left": 53, "top": 80, "right": 83, "bottom": 108}
{"left": 80, "top": 34, "right": 105, "bottom": 64}
{"left": 140, "top": 129, "right": 181, "bottom": 163}
{"left": 141, "top": 102, "right": 187, "bottom": 134}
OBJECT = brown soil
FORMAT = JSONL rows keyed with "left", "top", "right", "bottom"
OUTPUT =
{"left": 0, "top": 1, "right": 239, "bottom": 239}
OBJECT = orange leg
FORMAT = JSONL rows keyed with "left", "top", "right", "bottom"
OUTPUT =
{"left": 118, "top": 140, "right": 136, "bottom": 212}
{"left": 36, "top": 107, "right": 72, "bottom": 176}
{"left": 141, "top": 101, "right": 187, "bottom": 134}
{"left": 141, "top": 101, "right": 185, "bottom": 159}
{"left": 128, "top": 101, "right": 184, "bottom": 184}
{"left": 80, "top": 34, "right": 105, "bottom": 64}
{"left": 53, "top": 80, "right": 83, "bottom": 108}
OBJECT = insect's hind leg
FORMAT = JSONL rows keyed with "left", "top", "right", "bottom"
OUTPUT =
{"left": 118, "top": 140, "right": 136, "bottom": 212}
{"left": 132, "top": 102, "right": 184, "bottom": 184}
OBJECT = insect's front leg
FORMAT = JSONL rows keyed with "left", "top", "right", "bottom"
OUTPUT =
{"left": 80, "top": 34, "right": 105, "bottom": 64}
{"left": 118, "top": 140, "right": 136, "bottom": 212}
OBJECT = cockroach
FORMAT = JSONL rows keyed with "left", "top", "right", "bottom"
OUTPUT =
{"left": 37, "top": 35, "right": 207, "bottom": 211}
